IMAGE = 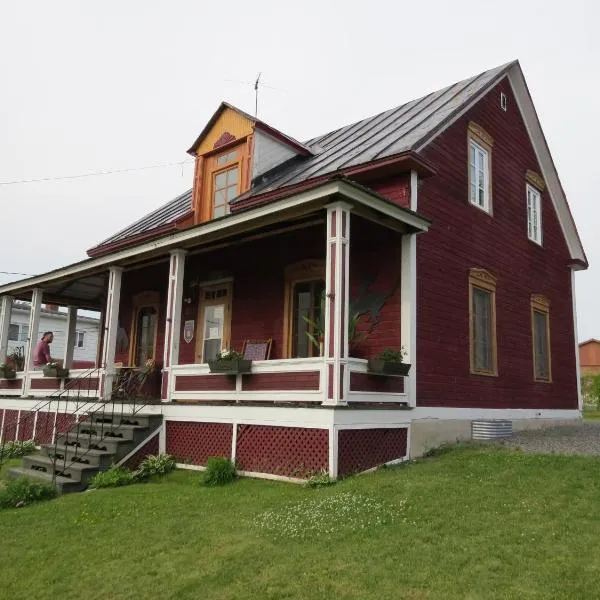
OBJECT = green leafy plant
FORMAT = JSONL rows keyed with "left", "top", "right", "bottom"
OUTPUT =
{"left": 305, "top": 470, "right": 336, "bottom": 488}
{"left": 6, "top": 346, "right": 25, "bottom": 371}
{"left": 214, "top": 349, "right": 244, "bottom": 361}
{"left": 375, "top": 348, "right": 407, "bottom": 363}
{"left": 89, "top": 466, "right": 135, "bottom": 488}
{"left": 135, "top": 454, "right": 176, "bottom": 480}
{"left": 201, "top": 457, "right": 237, "bottom": 486}
{"left": 590, "top": 374, "right": 600, "bottom": 410}
{"left": 0, "top": 477, "right": 57, "bottom": 509}
{"left": 0, "top": 440, "right": 36, "bottom": 460}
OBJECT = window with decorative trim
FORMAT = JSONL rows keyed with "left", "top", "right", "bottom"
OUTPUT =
{"left": 196, "top": 282, "right": 232, "bottom": 363}
{"left": 8, "top": 323, "right": 28, "bottom": 342}
{"left": 526, "top": 183, "right": 543, "bottom": 245}
{"left": 531, "top": 295, "right": 551, "bottom": 382}
{"left": 211, "top": 149, "right": 240, "bottom": 219}
{"left": 283, "top": 260, "right": 326, "bottom": 358}
{"left": 469, "top": 268, "right": 497, "bottom": 376}
{"left": 468, "top": 122, "right": 493, "bottom": 214}
{"left": 129, "top": 291, "right": 160, "bottom": 367}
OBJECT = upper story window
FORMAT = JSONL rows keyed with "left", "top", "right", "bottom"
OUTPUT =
{"left": 526, "top": 181, "right": 543, "bottom": 246}
{"left": 210, "top": 149, "right": 240, "bottom": 219}
{"left": 75, "top": 331, "right": 85, "bottom": 348}
{"left": 8, "top": 323, "right": 28, "bottom": 342}
{"left": 467, "top": 122, "right": 493, "bottom": 214}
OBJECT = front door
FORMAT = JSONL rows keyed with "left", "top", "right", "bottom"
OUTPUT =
{"left": 196, "top": 283, "right": 232, "bottom": 363}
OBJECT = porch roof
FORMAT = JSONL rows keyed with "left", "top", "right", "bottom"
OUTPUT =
{"left": 0, "top": 178, "right": 430, "bottom": 308}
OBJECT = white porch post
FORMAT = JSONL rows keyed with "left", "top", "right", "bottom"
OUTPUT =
{"left": 401, "top": 170, "right": 419, "bottom": 407}
{"left": 162, "top": 249, "right": 187, "bottom": 402}
{"left": 100, "top": 267, "right": 123, "bottom": 399}
{"left": 323, "top": 201, "right": 351, "bottom": 406}
{"left": 571, "top": 268, "right": 582, "bottom": 413}
{"left": 62, "top": 306, "right": 78, "bottom": 370}
{"left": 0, "top": 295, "right": 13, "bottom": 363}
{"left": 23, "top": 288, "right": 43, "bottom": 397}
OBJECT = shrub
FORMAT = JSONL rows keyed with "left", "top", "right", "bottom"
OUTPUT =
{"left": 306, "top": 470, "right": 336, "bottom": 488}
{"left": 135, "top": 454, "right": 177, "bottom": 480}
{"left": 0, "top": 440, "right": 36, "bottom": 460}
{"left": 0, "top": 477, "right": 57, "bottom": 509}
{"left": 376, "top": 348, "right": 407, "bottom": 363}
{"left": 201, "top": 457, "right": 237, "bottom": 486}
{"left": 89, "top": 466, "right": 135, "bottom": 489}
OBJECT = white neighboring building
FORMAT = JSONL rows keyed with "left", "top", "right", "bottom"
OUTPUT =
{"left": 6, "top": 302, "right": 100, "bottom": 366}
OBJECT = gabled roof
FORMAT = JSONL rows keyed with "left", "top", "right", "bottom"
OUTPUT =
{"left": 87, "top": 61, "right": 587, "bottom": 267}
{"left": 187, "top": 101, "right": 313, "bottom": 156}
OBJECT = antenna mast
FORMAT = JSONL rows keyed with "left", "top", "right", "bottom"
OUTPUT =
{"left": 254, "top": 72, "right": 262, "bottom": 117}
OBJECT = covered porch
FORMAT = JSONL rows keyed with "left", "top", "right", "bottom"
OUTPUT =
{"left": 0, "top": 179, "right": 429, "bottom": 407}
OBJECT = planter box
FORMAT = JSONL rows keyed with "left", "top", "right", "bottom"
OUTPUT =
{"left": 367, "top": 360, "right": 411, "bottom": 376}
{"left": 208, "top": 359, "right": 252, "bottom": 375}
{"left": 43, "top": 367, "right": 70, "bottom": 378}
{"left": 0, "top": 369, "right": 16, "bottom": 380}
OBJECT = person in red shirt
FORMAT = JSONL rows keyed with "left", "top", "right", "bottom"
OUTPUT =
{"left": 33, "top": 331, "right": 59, "bottom": 367}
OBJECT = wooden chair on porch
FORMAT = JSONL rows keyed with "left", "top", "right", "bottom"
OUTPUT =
{"left": 241, "top": 339, "right": 272, "bottom": 361}
{"left": 111, "top": 359, "right": 157, "bottom": 401}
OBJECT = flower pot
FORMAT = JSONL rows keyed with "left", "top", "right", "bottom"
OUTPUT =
{"left": 0, "top": 368, "right": 16, "bottom": 380}
{"left": 208, "top": 359, "right": 252, "bottom": 374}
{"left": 367, "top": 359, "right": 411, "bottom": 376}
{"left": 43, "top": 366, "right": 70, "bottom": 378}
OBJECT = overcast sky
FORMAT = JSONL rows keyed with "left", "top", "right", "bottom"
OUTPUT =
{"left": 0, "top": 0, "right": 598, "bottom": 339}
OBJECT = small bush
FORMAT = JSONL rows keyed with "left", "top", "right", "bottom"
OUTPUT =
{"left": 0, "top": 440, "right": 36, "bottom": 460}
{"left": 201, "top": 457, "right": 237, "bottom": 486}
{"left": 89, "top": 466, "right": 135, "bottom": 489}
{"left": 306, "top": 470, "right": 336, "bottom": 488}
{"left": 0, "top": 477, "right": 57, "bottom": 509}
{"left": 135, "top": 454, "right": 177, "bottom": 480}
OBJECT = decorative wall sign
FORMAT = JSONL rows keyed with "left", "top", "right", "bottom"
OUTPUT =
{"left": 183, "top": 320, "right": 195, "bottom": 344}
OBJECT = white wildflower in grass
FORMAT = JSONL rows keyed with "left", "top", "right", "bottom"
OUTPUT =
{"left": 253, "top": 491, "right": 408, "bottom": 539}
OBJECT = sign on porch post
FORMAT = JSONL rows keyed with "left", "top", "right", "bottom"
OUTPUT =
{"left": 183, "top": 320, "right": 194, "bottom": 344}
{"left": 323, "top": 201, "right": 351, "bottom": 406}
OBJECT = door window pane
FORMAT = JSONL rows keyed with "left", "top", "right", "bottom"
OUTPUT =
{"left": 291, "top": 280, "right": 325, "bottom": 358}
{"left": 203, "top": 304, "right": 225, "bottom": 361}
{"left": 473, "top": 287, "right": 492, "bottom": 371}
{"left": 135, "top": 307, "right": 157, "bottom": 366}
{"left": 8, "top": 324, "right": 19, "bottom": 341}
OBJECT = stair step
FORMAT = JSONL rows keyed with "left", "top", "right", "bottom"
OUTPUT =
{"left": 39, "top": 444, "right": 114, "bottom": 468}
{"left": 89, "top": 412, "right": 162, "bottom": 428}
{"left": 68, "top": 422, "right": 148, "bottom": 442}
{"left": 23, "top": 454, "right": 100, "bottom": 483}
{"left": 54, "top": 433, "right": 134, "bottom": 461}
{"left": 7, "top": 467, "right": 86, "bottom": 494}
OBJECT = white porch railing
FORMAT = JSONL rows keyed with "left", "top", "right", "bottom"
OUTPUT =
{"left": 345, "top": 358, "right": 410, "bottom": 405}
{"left": 170, "top": 357, "right": 326, "bottom": 403}
{"left": 24, "top": 369, "right": 101, "bottom": 399}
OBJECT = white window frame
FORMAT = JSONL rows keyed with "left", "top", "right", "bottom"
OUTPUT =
{"left": 526, "top": 184, "right": 542, "bottom": 245}
{"left": 469, "top": 140, "right": 491, "bottom": 214}
{"left": 8, "top": 323, "right": 29, "bottom": 342}
{"left": 75, "top": 330, "right": 85, "bottom": 348}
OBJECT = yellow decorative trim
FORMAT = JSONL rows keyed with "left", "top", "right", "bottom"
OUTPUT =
{"left": 531, "top": 294, "right": 550, "bottom": 310}
{"left": 526, "top": 170, "right": 545, "bottom": 191}
{"left": 469, "top": 268, "right": 497, "bottom": 291}
{"left": 468, "top": 122, "right": 494, "bottom": 147}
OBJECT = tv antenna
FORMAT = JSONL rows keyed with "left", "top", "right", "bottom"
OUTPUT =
{"left": 254, "top": 72, "right": 262, "bottom": 117}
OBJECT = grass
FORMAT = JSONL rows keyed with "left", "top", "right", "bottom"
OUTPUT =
{"left": 1, "top": 445, "right": 600, "bottom": 599}
{"left": 583, "top": 407, "right": 600, "bottom": 420}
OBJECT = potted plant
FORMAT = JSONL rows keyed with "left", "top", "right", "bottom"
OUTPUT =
{"left": 208, "top": 349, "right": 251, "bottom": 374}
{"left": 7, "top": 346, "right": 25, "bottom": 372}
{"left": 0, "top": 362, "right": 17, "bottom": 379}
{"left": 43, "top": 361, "right": 70, "bottom": 379}
{"left": 368, "top": 348, "right": 411, "bottom": 376}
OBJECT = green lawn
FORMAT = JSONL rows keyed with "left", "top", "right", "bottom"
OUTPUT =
{"left": 583, "top": 408, "right": 600, "bottom": 420}
{"left": 2, "top": 446, "right": 600, "bottom": 599}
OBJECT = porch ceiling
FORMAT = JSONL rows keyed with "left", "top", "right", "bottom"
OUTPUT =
{"left": 0, "top": 178, "right": 430, "bottom": 304}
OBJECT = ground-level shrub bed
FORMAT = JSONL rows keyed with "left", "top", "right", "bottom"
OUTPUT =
{"left": 1, "top": 446, "right": 600, "bottom": 599}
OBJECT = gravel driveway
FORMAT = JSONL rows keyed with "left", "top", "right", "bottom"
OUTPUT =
{"left": 493, "top": 422, "right": 600, "bottom": 456}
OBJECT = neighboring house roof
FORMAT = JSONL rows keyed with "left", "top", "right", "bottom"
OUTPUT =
{"left": 84, "top": 60, "right": 585, "bottom": 268}
{"left": 579, "top": 339, "right": 600, "bottom": 347}
{"left": 11, "top": 301, "right": 100, "bottom": 323}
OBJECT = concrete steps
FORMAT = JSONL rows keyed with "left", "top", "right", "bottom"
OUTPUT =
{"left": 7, "top": 411, "right": 162, "bottom": 494}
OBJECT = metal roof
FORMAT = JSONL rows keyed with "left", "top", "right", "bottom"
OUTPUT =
{"left": 90, "top": 62, "right": 514, "bottom": 254}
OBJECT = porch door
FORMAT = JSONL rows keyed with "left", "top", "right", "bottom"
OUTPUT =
{"left": 291, "top": 280, "right": 325, "bottom": 358}
{"left": 134, "top": 306, "right": 158, "bottom": 366}
{"left": 197, "top": 283, "right": 232, "bottom": 363}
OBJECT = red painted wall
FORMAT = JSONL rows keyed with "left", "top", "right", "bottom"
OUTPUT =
{"left": 371, "top": 174, "right": 411, "bottom": 209}
{"left": 416, "top": 79, "right": 577, "bottom": 409}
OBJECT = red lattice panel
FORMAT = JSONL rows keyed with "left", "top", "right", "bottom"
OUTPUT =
{"left": 166, "top": 421, "right": 233, "bottom": 465}
{"left": 174, "top": 375, "right": 236, "bottom": 392}
{"left": 1, "top": 409, "right": 19, "bottom": 442}
{"left": 123, "top": 434, "right": 160, "bottom": 470}
{"left": 338, "top": 428, "right": 408, "bottom": 476}
{"left": 16, "top": 411, "right": 34, "bottom": 441}
{"left": 0, "top": 379, "right": 21, "bottom": 390}
{"left": 30, "top": 379, "right": 61, "bottom": 390}
{"left": 235, "top": 425, "right": 328, "bottom": 478}
{"left": 350, "top": 373, "right": 404, "bottom": 393}
{"left": 242, "top": 371, "right": 320, "bottom": 391}
{"left": 34, "top": 411, "right": 56, "bottom": 445}
{"left": 55, "top": 413, "right": 76, "bottom": 435}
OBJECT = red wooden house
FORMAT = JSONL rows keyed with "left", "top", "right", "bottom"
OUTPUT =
{"left": 0, "top": 60, "right": 587, "bottom": 480}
